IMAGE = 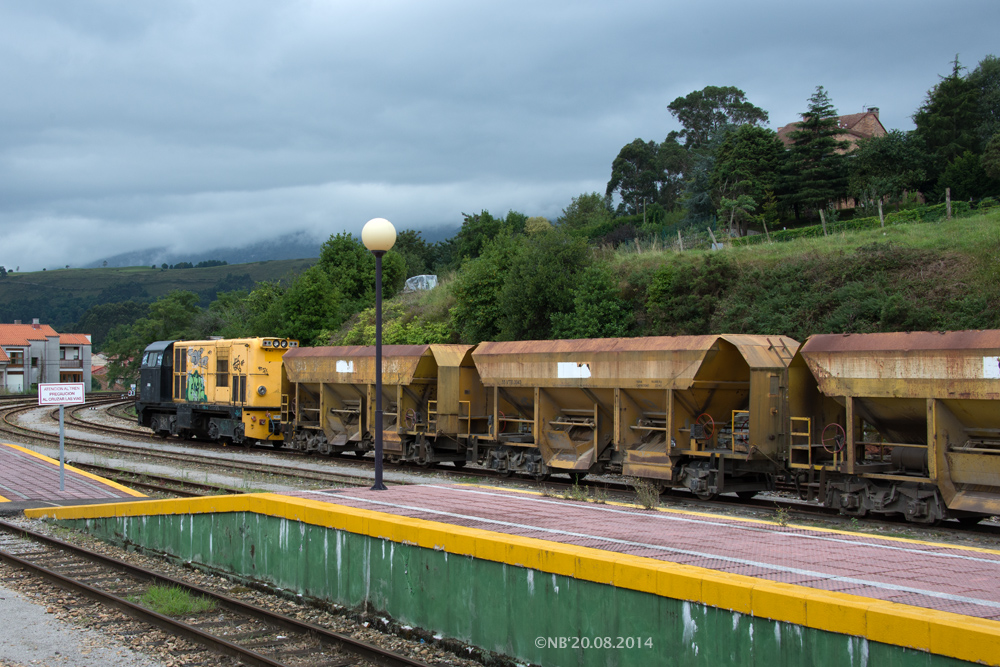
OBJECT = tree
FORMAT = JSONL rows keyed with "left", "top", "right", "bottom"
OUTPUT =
{"left": 657, "top": 131, "right": 689, "bottom": 211}
{"left": 450, "top": 234, "right": 523, "bottom": 343}
{"left": 550, "top": 264, "right": 633, "bottom": 339}
{"left": 497, "top": 229, "right": 590, "bottom": 341}
{"left": 318, "top": 232, "right": 406, "bottom": 315}
{"left": 281, "top": 265, "right": 343, "bottom": 345}
{"left": 392, "top": 229, "right": 434, "bottom": 278}
{"left": 848, "top": 130, "right": 928, "bottom": 207}
{"left": 781, "top": 86, "right": 849, "bottom": 217}
{"left": 449, "top": 210, "right": 525, "bottom": 264}
{"left": 0, "top": 266, "right": 6, "bottom": 278}
{"left": 557, "top": 192, "right": 614, "bottom": 235}
{"left": 913, "top": 57, "right": 980, "bottom": 191}
{"left": 74, "top": 301, "right": 151, "bottom": 350}
{"left": 711, "top": 125, "right": 786, "bottom": 236}
{"left": 524, "top": 216, "right": 552, "bottom": 234}
{"left": 104, "top": 291, "right": 202, "bottom": 386}
{"left": 968, "top": 54, "right": 1000, "bottom": 149}
{"left": 606, "top": 139, "right": 661, "bottom": 215}
{"left": 983, "top": 134, "right": 1000, "bottom": 181}
{"left": 667, "top": 86, "right": 769, "bottom": 150}
{"left": 937, "top": 150, "right": 997, "bottom": 200}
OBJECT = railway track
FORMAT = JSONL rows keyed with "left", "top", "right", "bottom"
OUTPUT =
{"left": 0, "top": 520, "right": 434, "bottom": 667}
{"left": 7, "top": 397, "right": 1000, "bottom": 542}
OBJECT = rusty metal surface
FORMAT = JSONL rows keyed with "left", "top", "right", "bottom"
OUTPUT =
{"left": 283, "top": 345, "right": 432, "bottom": 384}
{"left": 801, "top": 330, "right": 1000, "bottom": 353}
{"left": 800, "top": 331, "right": 1000, "bottom": 399}
{"left": 427, "top": 344, "right": 475, "bottom": 368}
{"left": 473, "top": 335, "right": 797, "bottom": 388}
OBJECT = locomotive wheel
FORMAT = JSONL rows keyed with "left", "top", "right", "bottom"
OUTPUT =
{"left": 452, "top": 460, "right": 466, "bottom": 468}
{"left": 271, "top": 440, "right": 283, "bottom": 450}
{"left": 569, "top": 472, "right": 587, "bottom": 484}
{"left": 736, "top": 491, "right": 757, "bottom": 500}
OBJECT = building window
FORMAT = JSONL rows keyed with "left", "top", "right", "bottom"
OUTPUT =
{"left": 31, "top": 357, "right": 38, "bottom": 367}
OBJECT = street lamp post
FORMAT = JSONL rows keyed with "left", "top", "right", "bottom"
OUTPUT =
{"left": 362, "top": 217, "right": 396, "bottom": 491}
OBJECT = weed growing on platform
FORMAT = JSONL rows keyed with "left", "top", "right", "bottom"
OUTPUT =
{"left": 589, "top": 486, "right": 609, "bottom": 504}
{"left": 134, "top": 585, "right": 215, "bottom": 616}
{"left": 630, "top": 477, "right": 661, "bottom": 510}
{"left": 774, "top": 504, "right": 790, "bottom": 527}
{"left": 561, "top": 483, "right": 589, "bottom": 502}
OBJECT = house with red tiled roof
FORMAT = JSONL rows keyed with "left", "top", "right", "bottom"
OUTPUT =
{"left": 0, "top": 319, "right": 92, "bottom": 392}
{"left": 776, "top": 107, "right": 887, "bottom": 153}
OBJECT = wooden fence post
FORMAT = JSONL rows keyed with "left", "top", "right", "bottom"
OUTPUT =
{"left": 819, "top": 209, "right": 828, "bottom": 236}
{"left": 677, "top": 230, "right": 684, "bottom": 252}
{"left": 946, "top": 187, "right": 952, "bottom": 220}
{"left": 878, "top": 199, "right": 884, "bottom": 228}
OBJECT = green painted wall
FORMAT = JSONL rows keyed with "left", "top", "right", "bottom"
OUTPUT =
{"left": 65, "top": 512, "right": 973, "bottom": 667}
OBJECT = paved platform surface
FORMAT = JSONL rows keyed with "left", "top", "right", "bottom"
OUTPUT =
{"left": 0, "top": 442, "right": 145, "bottom": 511}
{"left": 287, "top": 484, "right": 1000, "bottom": 622}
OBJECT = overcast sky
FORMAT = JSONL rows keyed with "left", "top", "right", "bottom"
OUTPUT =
{"left": 1, "top": 1, "right": 997, "bottom": 272}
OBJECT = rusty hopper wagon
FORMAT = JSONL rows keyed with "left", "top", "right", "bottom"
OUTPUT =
{"left": 472, "top": 335, "right": 799, "bottom": 494}
{"left": 280, "top": 344, "right": 485, "bottom": 465}
{"left": 792, "top": 330, "right": 1000, "bottom": 524}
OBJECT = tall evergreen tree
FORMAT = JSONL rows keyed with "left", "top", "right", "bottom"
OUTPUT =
{"left": 711, "top": 125, "right": 787, "bottom": 236}
{"left": 913, "top": 57, "right": 980, "bottom": 192}
{"left": 781, "top": 86, "right": 849, "bottom": 218}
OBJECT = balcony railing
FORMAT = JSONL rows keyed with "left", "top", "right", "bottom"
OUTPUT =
{"left": 59, "top": 360, "right": 83, "bottom": 369}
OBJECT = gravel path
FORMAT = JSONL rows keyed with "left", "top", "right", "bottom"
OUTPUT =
{"left": 0, "top": 580, "right": 170, "bottom": 667}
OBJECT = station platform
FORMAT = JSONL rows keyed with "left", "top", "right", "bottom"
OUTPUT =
{"left": 0, "top": 441, "right": 146, "bottom": 512}
{"left": 24, "top": 483, "right": 1000, "bottom": 666}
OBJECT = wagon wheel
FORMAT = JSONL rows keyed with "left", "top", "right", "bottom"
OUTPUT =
{"left": 822, "top": 422, "right": 847, "bottom": 454}
{"left": 695, "top": 413, "right": 715, "bottom": 439}
{"left": 405, "top": 408, "right": 417, "bottom": 429}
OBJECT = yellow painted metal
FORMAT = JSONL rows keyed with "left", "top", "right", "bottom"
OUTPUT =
{"left": 25, "top": 490, "right": 1000, "bottom": 666}
{"left": 799, "top": 332, "right": 1000, "bottom": 514}
{"left": 172, "top": 337, "right": 295, "bottom": 440}
{"left": 474, "top": 336, "right": 798, "bottom": 476}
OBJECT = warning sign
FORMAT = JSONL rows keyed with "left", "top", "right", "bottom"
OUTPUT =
{"left": 38, "top": 383, "right": 86, "bottom": 405}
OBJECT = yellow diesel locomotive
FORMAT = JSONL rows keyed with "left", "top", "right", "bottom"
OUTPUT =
{"left": 137, "top": 337, "right": 298, "bottom": 446}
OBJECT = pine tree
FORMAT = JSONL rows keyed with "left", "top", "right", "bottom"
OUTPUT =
{"left": 781, "top": 86, "right": 849, "bottom": 218}
{"left": 912, "top": 57, "right": 980, "bottom": 191}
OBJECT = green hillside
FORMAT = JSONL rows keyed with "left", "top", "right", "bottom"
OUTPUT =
{"left": 0, "top": 258, "right": 315, "bottom": 332}
{"left": 334, "top": 208, "right": 1000, "bottom": 346}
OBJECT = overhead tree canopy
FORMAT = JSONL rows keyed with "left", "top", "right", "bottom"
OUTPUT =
{"left": 667, "top": 85, "right": 769, "bottom": 150}
{"left": 605, "top": 139, "right": 662, "bottom": 215}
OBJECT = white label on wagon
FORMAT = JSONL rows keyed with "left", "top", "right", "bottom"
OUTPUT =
{"left": 557, "top": 362, "right": 591, "bottom": 379}
{"left": 336, "top": 360, "right": 354, "bottom": 373}
{"left": 984, "top": 356, "right": 1000, "bottom": 379}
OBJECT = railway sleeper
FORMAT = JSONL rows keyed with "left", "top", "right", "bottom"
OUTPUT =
{"left": 825, "top": 478, "right": 947, "bottom": 524}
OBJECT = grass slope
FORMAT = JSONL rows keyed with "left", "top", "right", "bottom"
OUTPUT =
{"left": 353, "top": 209, "right": 1000, "bottom": 345}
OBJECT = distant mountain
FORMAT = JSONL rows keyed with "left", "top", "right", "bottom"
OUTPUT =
{"left": 85, "top": 231, "right": 324, "bottom": 268}
{"left": 85, "top": 226, "right": 461, "bottom": 269}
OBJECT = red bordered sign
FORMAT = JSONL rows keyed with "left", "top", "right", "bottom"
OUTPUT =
{"left": 38, "top": 383, "right": 86, "bottom": 406}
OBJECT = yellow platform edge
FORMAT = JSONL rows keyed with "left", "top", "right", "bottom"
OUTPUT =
{"left": 1, "top": 442, "right": 147, "bottom": 498}
{"left": 23, "top": 492, "right": 1000, "bottom": 666}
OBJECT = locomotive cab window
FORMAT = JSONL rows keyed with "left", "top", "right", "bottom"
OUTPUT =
{"left": 216, "top": 349, "right": 229, "bottom": 386}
